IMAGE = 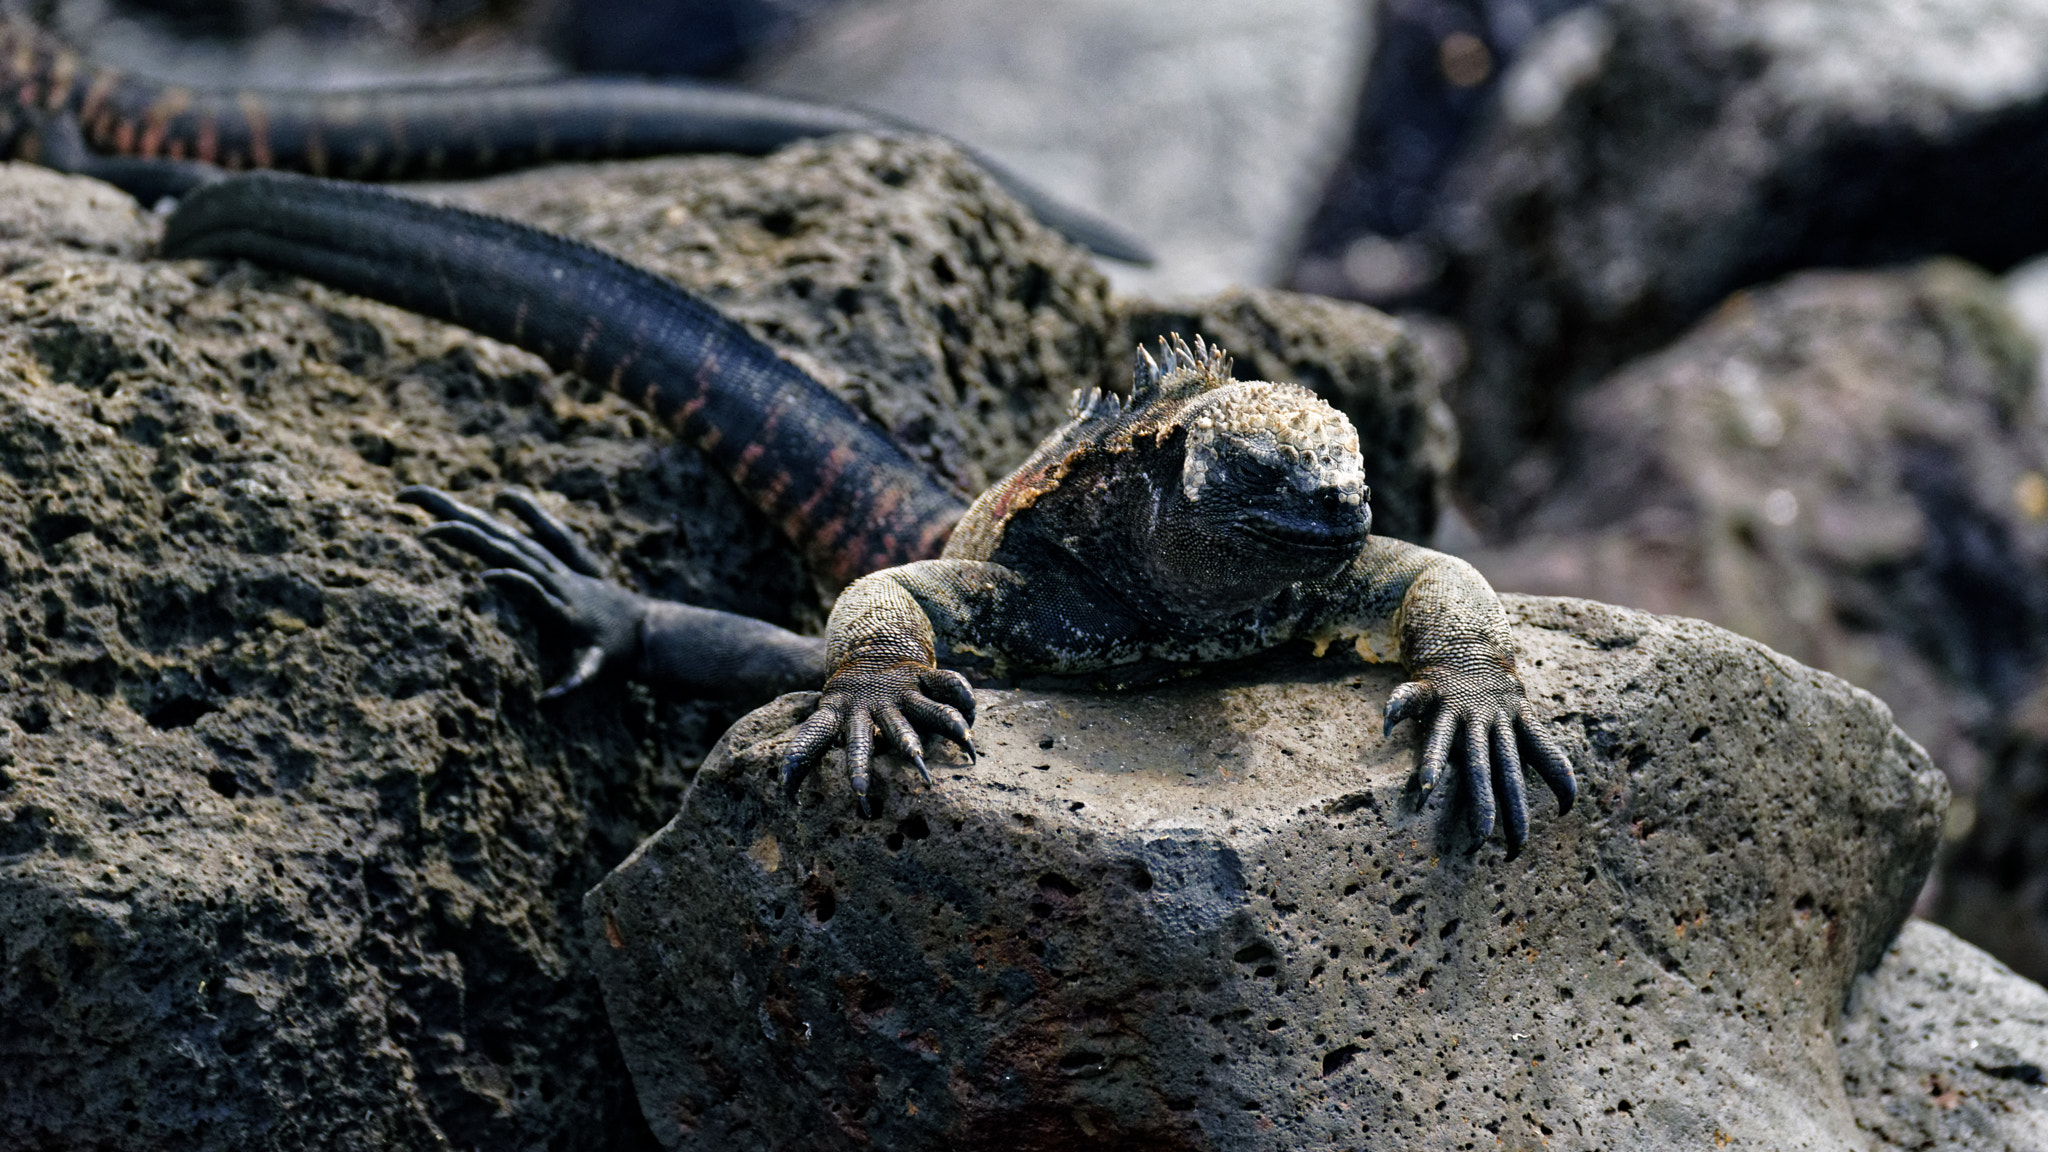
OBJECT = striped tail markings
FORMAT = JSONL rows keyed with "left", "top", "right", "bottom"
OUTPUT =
{"left": 160, "top": 172, "right": 967, "bottom": 586}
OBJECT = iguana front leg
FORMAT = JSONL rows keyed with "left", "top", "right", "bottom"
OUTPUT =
{"left": 779, "top": 572, "right": 978, "bottom": 813}
{"left": 779, "top": 559, "right": 1141, "bottom": 813}
{"left": 1314, "top": 538, "right": 1576, "bottom": 854}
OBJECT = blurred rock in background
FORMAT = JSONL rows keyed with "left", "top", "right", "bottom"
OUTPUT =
{"left": 1292, "top": 0, "right": 2048, "bottom": 508}
{"left": 38, "top": 0, "right": 560, "bottom": 86}
{"left": 1291, "top": 0, "right": 1592, "bottom": 305}
{"left": 1421, "top": 0, "right": 2048, "bottom": 505}
{"left": 555, "top": 0, "right": 843, "bottom": 77}
{"left": 1282, "top": 0, "right": 2048, "bottom": 980}
{"left": 38, "top": 0, "right": 852, "bottom": 86}
{"left": 746, "top": 0, "right": 1370, "bottom": 299}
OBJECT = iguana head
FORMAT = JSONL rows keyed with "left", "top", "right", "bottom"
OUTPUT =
{"left": 945, "top": 336, "right": 1373, "bottom": 611}
{"left": 1141, "top": 345, "right": 1372, "bottom": 608}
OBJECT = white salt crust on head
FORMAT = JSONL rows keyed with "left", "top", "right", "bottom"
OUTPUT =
{"left": 1180, "top": 383, "right": 1367, "bottom": 505}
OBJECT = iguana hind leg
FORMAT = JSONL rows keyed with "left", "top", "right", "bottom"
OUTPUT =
{"left": 401, "top": 486, "right": 828, "bottom": 702}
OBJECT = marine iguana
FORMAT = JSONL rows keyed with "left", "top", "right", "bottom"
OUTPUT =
{"left": 160, "top": 172, "right": 1576, "bottom": 853}
{"left": 0, "top": 13, "right": 1150, "bottom": 262}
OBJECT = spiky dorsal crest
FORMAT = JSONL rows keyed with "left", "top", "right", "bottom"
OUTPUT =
{"left": 1132, "top": 334, "right": 1234, "bottom": 408}
{"left": 1064, "top": 384, "right": 1123, "bottom": 423}
{"left": 942, "top": 334, "right": 1247, "bottom": 560}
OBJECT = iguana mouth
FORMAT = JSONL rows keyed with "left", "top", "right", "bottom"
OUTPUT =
{"left": 1240, "top": 507, "right": 1369, "bottom": 551}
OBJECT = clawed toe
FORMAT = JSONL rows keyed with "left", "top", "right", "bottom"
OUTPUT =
{"left": 494, "top": 488, "right": 606, "bottom": 577}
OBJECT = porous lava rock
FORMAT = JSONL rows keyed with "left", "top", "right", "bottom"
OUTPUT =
{"left": 0, "top": 136, "right": 1099, "bottom": 1151}
{"left": 0, "top": 129, "right": 1452, "bottom": 1149}
{"left": 589, "top": 595, "right": 1946, "bottom": 1150}
{"left": 1837, "top": 918, "right": 2048, "bottom": 1152}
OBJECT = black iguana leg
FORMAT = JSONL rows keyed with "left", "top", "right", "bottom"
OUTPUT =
{"left": 491, "top": 488, "right": 608, "bottom": 577}
{"left": 1387, "top": 673, "right": 1574, "bottom": 857}
{"left": 400, "top": 485, "right": 829, "bottom": 702}
{"left": 400, "top": 485, "right": 648, "bottom": 696}
{"left": 1340, "top": 538, "right": 1577, "bottom": 855}
{"left": 781, "top": 654, "right": 976, "bottom": 816}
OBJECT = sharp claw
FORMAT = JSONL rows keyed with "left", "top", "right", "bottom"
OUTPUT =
{"left": 855, "top": 787, "right": 875, "bottom": 818}
{"left": 495, "top": 488, "right": 606, "bottom": 577}
{"left": 1463, "top": 719, "right": 1496, "bottom": 841}
{"left": 396, "top": 485, "right": 459, "bottom": 516}
{"left": 542, "top": 645, "right": 606, "bottom": 698}
{"left": 1519, "top": 704, "right": 1578, "bottom": 814}
{"left": 423, "top": 519, "right": 560, "bottom": 574}
{"left": 1494, "top": 713, "right": 1529, "bottom": 855}
{"left": 845, "top": 718, "right": 874, "bottom": 807}
{"left": 1418, "top": 717, "right": 1455, "bottom": 795}
{"left": 1384, "top": 681, "right": 1434, "bottom": 736}
{"left": 481, "top": 568, "right": 572, "bottom": 618}
{"left": 920, "top": 670, "right": 977, "bottom": 726}
{"left": 961, "top": 733, "right": 978, "bottom": 763}
{"left": 781, "top": 703, "right": 842, "bottom": 801}
{"left": 909, "top": 754, "right": 931, "bottom": 785}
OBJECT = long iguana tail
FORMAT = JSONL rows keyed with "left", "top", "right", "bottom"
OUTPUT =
{"left": 0, "top": 18, "right": 1152, "bottom": 264}
{"left": 160, "top": 172, "right": 967, "bottom": 587}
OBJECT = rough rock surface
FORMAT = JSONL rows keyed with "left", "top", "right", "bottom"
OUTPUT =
{"left": 1463, "top": 261, "right": 2048, "bottom": 809}
{"left": 1123, "top": 286, "right": 1456, "bottom": 544}
{"left": 0, "top": 137, "right": 1103, "bottom": 1151}
{"left": 0, "top": 132, "right": 1458, "bottom": 1148}
{"left": 1837, "top": 919, "right": 2048, "bottom": 1152}
{"left": 751, "top": 0, "right": 1368, "bottom": 298}
{"left": 1290, "top": 0, "right": 1593, "bottom": 303}
{"left": 1435, "top": 0, "right": 2048, "bottom": 488}
{"left": 0, "top": 162, "right": 700, "bottom": 1151}
{"left": 589, "top": 595, "right": 1945, "bottom": 1150}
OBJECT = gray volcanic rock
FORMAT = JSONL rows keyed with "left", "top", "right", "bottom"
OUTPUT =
{"left": 1123, "top": 287, "right": 1456, "bottom": 544}
{"left": 1438, "top": 0, "right": 2048, "bottom": 490}
{"left": 0, "top": 159, "right": 727, "bottom": 1151}
{"left": 1939, "top": 678, "right": 2048, "bottom": 986}
{"left": 0, "top": 137, "right": 1107, "bottom": 1151}
{"left": 589, "top": 595, "right": 1945, "bottom": 1150}
{"left": 0, "top": 133, "right": 1460, "bottom": 1149}
{"left": 1838, "top": 919, "right": 2048, "bottom": 1151}
{"left": 1463, "top": 261, "right": 2048, "bottom": 805}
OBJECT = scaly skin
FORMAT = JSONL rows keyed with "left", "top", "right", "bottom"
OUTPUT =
{"left": 0, "top": 15, "right": 1152, "bottom": 262}
{"left": 159, "top": 172, "right": 1572, "bottom": 851}
{"left": 782, "top": 337, "right": 1576, "bottom": 851}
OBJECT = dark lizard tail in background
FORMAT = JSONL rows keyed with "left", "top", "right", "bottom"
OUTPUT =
{"left": 0, "top": 17, "right": 1153, "bottom": 264}
{"left": 160, "top": 172, "right": 968, "bottom": 586}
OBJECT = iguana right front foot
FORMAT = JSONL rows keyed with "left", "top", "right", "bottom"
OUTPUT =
{"left": 780, "top": 646, "right": 977, "bottom": 817}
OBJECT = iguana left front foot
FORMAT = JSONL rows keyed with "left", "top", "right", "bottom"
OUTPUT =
{"left": 1385, "top": 668, "right": 1576, "bottom": 857}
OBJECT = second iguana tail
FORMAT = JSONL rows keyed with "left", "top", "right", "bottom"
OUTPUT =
{"left": 159, "top": 172, "right": 968, "bottom": 586}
